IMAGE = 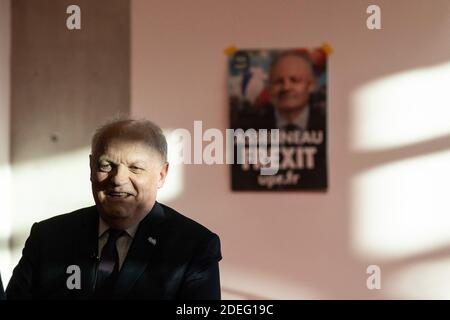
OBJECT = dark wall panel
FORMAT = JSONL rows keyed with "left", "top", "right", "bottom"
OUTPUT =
{"left": 11, "top": 0, "right": 130, "bottom": 163}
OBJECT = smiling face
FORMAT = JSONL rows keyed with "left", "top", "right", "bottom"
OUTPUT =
{"left": 90, "top": 138, "right": 168, "bottom": 229}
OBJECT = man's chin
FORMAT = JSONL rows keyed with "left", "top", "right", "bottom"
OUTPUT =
{"left": 99, "top": 203, "right": 133, "bottom": 219}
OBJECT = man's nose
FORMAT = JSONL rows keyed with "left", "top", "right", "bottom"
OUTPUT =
{"left": 110, "top": 164, "right": 129, "bottom": 185}
{"left": 280, "top": 79, "right": 291, "bottom": 90}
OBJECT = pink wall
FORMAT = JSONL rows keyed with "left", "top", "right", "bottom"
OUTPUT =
{"left": 131, "top": 0, "right": 450, "bottom": 299}
{"left": 0, "top": 0, "right": 11, "bottom": 281}
{"left": 0, "top": 0, "right": 10, "bottom": 168}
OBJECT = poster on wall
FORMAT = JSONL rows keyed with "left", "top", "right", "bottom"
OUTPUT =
{"left": 228, "top": 47, "right": 328, "bottom": 191}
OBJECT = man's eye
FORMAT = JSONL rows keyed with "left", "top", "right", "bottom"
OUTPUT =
{"left": 130, "top": 166, "right": 143, "bottom": 173}
{"left": 99, "top": 164, "right": 112, "bottom": 172}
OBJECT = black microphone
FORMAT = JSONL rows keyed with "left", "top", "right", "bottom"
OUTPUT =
{"left": 90, "top": 250, "right": 100, "bottom": 292}
{"left": 90, "top": 251, "right": 100, "bottom": 261}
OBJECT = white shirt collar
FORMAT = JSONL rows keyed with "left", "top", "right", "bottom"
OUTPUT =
{"left": 98, "top": 215, "right": 139, "bottom": 239}
{"left": 275, "top": 104, "right": 310, "bottom": 130}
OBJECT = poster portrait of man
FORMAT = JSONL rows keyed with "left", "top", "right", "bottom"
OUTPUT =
{"left": 229, "top": 47, "right": 328, "bottom": 191}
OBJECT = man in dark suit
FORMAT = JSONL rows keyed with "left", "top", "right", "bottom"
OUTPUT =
{"left": 7, "top": 119, "right": 222, "bottom": 299}
{"left": 265, "top": 50, "right": 325, "bottom": 132}
{"left": 232, "top": 51, "right": 326, "bottom": 131}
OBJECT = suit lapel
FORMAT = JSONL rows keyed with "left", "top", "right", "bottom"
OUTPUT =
{"left": 78, "top": 206, "right": 100, "bottom": 298}
{"left": 113, "top": 202, "right": 168, "bottom": 298}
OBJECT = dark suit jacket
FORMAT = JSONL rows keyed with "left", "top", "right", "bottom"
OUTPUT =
{"left": 6, "top": 202, "right": 222, "bottom": 300}
{"left": 0, "top": 273, "right": 4, "bottom": 300}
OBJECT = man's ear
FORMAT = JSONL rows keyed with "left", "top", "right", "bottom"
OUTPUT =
{"left": 157, "top": 162, "right": 169, "bottom": 189}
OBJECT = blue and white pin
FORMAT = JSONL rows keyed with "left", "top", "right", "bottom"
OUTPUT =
{"left": 147, "top": 236, "right": 157, "bottom": 246}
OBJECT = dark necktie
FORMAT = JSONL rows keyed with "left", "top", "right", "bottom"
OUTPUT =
{"left": 95, "top": 229, "right": 125, "bottom": 294}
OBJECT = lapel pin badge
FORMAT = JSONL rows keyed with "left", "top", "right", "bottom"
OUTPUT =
{"left": 147, "top": 236, "right": 157, "bottom": 246}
